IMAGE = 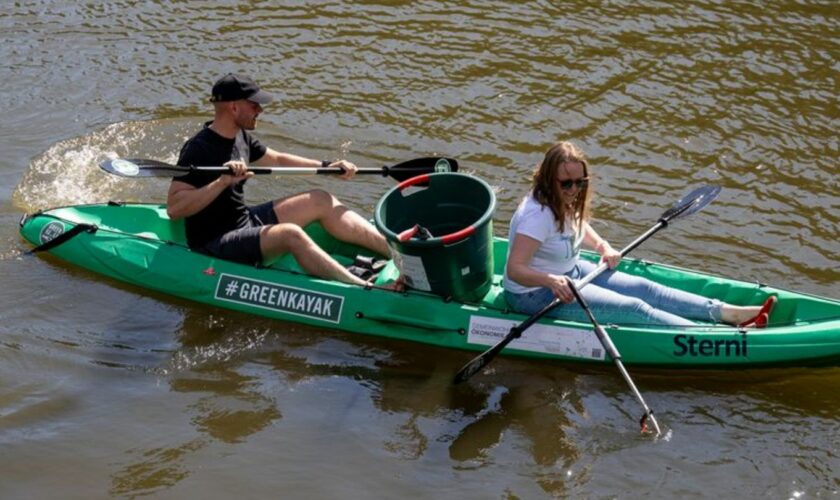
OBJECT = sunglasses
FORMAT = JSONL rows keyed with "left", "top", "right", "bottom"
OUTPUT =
{"left": 556, "top": 177, "right": 590, "bottom": 190}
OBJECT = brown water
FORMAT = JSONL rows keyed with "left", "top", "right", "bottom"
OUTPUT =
{"left": 1, "top": 1, "right": 838, "bottom": 498}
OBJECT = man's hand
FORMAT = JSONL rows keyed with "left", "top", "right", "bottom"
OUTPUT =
{"left": 222, "top": 160, "right": 254, "bottom": 185}
{"left": 327, "top": 159, "right": 358, "bottom": 180}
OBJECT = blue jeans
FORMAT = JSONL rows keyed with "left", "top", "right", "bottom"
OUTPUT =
{"left": 504, "top": 260, "right": 722, "bottom": 327}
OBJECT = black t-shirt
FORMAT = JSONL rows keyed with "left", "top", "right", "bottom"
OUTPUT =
{"left": 175, "top": 122, "right": 267, "bottom": 248}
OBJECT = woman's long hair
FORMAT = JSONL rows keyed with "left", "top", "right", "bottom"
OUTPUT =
{"left": 531, "top": 141, "right": 592, "bottom": 232}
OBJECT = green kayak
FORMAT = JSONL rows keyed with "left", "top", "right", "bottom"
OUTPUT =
{"left": 18, "top": 202, "right": 840, "bottom": 368}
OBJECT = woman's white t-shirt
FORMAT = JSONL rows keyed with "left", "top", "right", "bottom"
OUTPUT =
{"left": 502, "top": 195, "right": 583, "bottom": 294}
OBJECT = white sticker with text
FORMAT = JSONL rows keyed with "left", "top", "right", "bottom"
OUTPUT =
{"left": 467, "top": 315, "right": 606, "bottom": 360}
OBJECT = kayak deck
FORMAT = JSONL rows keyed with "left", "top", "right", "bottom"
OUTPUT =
{"left": 19, "top": 203, "right": 840, "bottom": 368}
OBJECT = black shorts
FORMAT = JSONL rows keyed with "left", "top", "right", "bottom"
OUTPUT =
{"left": 200, "top": 201, "right": 279, "bottom": 265}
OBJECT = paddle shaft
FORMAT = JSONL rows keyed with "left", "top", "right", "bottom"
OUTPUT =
{"left": 453, "top": 296, "right": 556, "bottom": 382}
{"left": 100, "top": 156, "right": 458, "bottom": 182}
{"left": 172, "top": 166, "right": 428, "bottom": 176}
{"left": 571, "top": 192, "right": 717, "bottom": 285}
{"left": 567, "top": 280, "right": 662, "bottom": 436}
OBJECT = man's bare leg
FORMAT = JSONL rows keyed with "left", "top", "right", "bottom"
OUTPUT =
{"left": 259, "top": 223, "right": 367, "bottom": 285}
{"left": 272, "top": 189, "right": 391, "bottom": 256}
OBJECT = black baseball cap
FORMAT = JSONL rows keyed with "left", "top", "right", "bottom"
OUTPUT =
{"left": 209, "top": 73, "right": 273, "bottom": 104}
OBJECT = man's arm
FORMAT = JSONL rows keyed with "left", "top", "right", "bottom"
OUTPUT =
{"left": 252, "top": 147, "right": 321, "bottom": 168}
{"left": 253, "top": 147, "right": 358, "bottom": 179}
{"left": 166, "top": 162, "right": 251, "bottom": 220}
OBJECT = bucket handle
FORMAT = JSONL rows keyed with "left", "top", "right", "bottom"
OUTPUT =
{"left": 396, "top": 174, "right": 430, "bottom": 191}
{"left": 395, "top": 173, "right": 475, "bottom": 244}
{"left": 397, "top": 223, "right": 476, "bottom": 244}
{"left": 397, "top": 224, "right": 432, "bottom": 242}
{"left": 441, "top": 225, "right": 475, "bottom": 245}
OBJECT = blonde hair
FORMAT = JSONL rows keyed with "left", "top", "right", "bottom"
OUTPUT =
{"left": 531, "top": 141, "right": 592, "bottom": 232}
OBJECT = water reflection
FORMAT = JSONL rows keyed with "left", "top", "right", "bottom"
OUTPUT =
{"left": 109, "top": 308, "right": 280, "bottom": 495}
{"left": 99, "top": 296, "right": 840, "bottom": 496}
{"left": 133, "top": 303, "right": 590, "bottom": 480}
{"left": 260, "top": 322, "right": 589, "bottom": 471}
{"left": 167, "top": 315, "right": 279, "bottom": 437}
{"left": 110, "top": 439, "right": 206, "bottom": 497}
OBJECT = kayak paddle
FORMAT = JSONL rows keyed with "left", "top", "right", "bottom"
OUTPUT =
{"left": 99, "top": 156, "right": 458, "bottom": 183}
{"left": 452, "top": 184, "right": 722, "bottom": 385}
{"left": 566, "top": 279, "right": 661, "bottom": 436}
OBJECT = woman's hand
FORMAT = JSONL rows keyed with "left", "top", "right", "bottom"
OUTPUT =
{"left": 545, "top": 274, "right": 575, "bottom": 303}
{"left": 598, "top": 242, "right": 621, "bottom": 269}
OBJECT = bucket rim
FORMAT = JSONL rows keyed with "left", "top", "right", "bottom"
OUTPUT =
{"left": 373, "top": 172, "right": 496, "bottom": 247}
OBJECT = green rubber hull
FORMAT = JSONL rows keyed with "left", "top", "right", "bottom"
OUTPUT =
{"left": 19, "top": 203, "right": 840, "bottom": 368}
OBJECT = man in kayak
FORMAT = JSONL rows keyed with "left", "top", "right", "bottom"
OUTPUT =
{"left": 166, "top": 73, "right": 390, "bottom": 286}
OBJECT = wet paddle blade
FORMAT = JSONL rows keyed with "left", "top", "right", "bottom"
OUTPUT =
{"left": 660, "top": 184, "right": 721, "bottom": 222}
{"left": 100, "top": 158, "right": 192, "bottom": 177}
{"left": 453, "top": 338, "right": 510, "bottom": 384}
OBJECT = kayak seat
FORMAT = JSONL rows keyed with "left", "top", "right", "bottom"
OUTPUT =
{"left": 483, "top": 286, "right": 509, "bottom": 309}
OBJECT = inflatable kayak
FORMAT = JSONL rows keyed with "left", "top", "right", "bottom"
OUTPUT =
{"left": 18, "top": 202, "right": 840, "bottom": 368}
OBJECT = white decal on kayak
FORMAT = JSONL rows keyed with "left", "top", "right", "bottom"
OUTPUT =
{"left": 467, "top": 315, "right": 606, "bottom": 361}
{"left": 39, "top": 221, "right": 65, "bottom": 245}
{"left": 214, "top": 273, "right": 343, "bottom": 323}
{"left": 392, "top": 252, "right": 431, "bottom": 291}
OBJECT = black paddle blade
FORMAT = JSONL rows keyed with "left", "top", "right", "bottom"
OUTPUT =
{"left": 453, "top": 351, "right": 493, "bottom": 384}
{"left": 660, "top": 184, "right": 721, "bottom": 223}
{"left": 453, "top": 325, "right": 523, "bottom": 384}
{"left": 387, "top": 157, "right": 458, "bottom": 182}
{"left": 453, "top": 361, "right": 481, "bottom": 385}
{"left": 100, "top": 158, "right": 191, "bottom": 177}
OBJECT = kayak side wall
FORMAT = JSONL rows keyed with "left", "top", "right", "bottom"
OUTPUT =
{"left": 18, "top": 204, "right": 840, "bottom": 368}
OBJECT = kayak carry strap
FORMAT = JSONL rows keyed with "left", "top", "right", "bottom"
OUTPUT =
{"left": 27, "top": 223, "right": 98, "bottom": 254}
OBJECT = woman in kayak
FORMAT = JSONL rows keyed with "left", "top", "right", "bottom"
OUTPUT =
{"left": 502, "top": 141, "right": 776, "bottom": 327}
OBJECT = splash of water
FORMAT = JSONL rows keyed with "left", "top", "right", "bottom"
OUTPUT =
{"left": 157, "top": 328, "right": 270, "bottom": 376}
{"left": 339, "top": 140, "right": 352, "bottom": 159}
{"left": 12, "top": 120, "right": 194, "bottom": 212}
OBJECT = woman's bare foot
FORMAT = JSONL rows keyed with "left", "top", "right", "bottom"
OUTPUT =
{"left": 720, "top": 304, "right": 762, "bottom": 325}
{"left": 721, "top": 296, "right": 777, "bottom": 326}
